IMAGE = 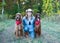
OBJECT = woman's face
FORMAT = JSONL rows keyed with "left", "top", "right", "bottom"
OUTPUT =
{"left": 26, "top": 11, "right": 32, "bottom": 17}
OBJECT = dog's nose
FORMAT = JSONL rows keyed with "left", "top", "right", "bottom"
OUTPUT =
{"left": 17, "top": 17, "right": 19, "bottom": 19}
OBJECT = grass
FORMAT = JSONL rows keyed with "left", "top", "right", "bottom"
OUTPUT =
{"left": 0, "top": 19, "right": 14, "bottom": 32}
{"left": 41, "top": 17, "right": 60, "bottom": 42}
{"left": 0, "top": 15, "right": 60, "bottom": 43}
{"left": 14, "top": 16, "right": 60, "bottom": 43}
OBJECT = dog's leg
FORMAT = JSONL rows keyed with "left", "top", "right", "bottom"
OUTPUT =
{"left": 15, "top": 25, "right": 19, "bottom": 38}
{"left": 20, "top": 24, "right": 23, "bottom": 36}
{"left": 20, "top": 29, "right": 23, "bottom": 38}
{"left": 40, "top": 24, "right": 41, "bottom": 35}
{"left": 38, "top": 30, "right": 40, "bottom": 37}
{"left": 19, "top": 24, "right": 23, "bottom": 37}
{"left": 37, "top": 25, "right": 41, "bottom": 37}
{"left": 35, "top": 28, "right": 40, "bottom": 37}
{"left": 35, "top": 25, "right": 41, "bottom": 37}
{"left": 16, "top": 29, "right": 19, "bottom": 37}
{"left": 35, "top": 27, "right": 37, "bottom": 38}
{"left": 24, "top": 32, "right": 28, "bottom": 38}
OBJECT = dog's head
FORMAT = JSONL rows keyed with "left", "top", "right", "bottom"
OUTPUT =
{"left": 15, "top": 13, "right": 22, "bottom": 21}
{"left": 35, "top": 13, "right": 41, "bottom": 27}
{"left": 35, "top": 13, "right": 40, "bottom": 21}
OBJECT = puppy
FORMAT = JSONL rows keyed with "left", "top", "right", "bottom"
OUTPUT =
{"left": 35, "top": 13, "right": 41, "bottom": 37}
{"left": 15, "top": 13, "right": 23, "bottom": 38}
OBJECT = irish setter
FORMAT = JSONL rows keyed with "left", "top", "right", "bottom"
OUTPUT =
{"left": 35, "top": 13, "right": 41, "bottom": 37}
{"left": 15, "top": 13, "right": 23, "bottom": 38}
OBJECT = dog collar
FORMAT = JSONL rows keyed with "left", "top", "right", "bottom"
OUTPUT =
{"left": 16, "top": 20, "right": 22, "bottom": 25}
{"left": 35, "top": 20, "right": 40, "bottom": 25}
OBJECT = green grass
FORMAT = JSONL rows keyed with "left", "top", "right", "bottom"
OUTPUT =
{"left": 0, "top": 16, "right": 60, "bottom": 43}
{"left": 0, "top": 19, "right": 14, "bottom": 32}
{"left": 13, "top": 17, "right": 60, "bottom": 43}
{"left": 41, "top": 18, "right": 60, "bottom": 42}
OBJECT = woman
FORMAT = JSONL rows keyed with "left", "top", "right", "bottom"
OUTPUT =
{"left": 22, "top": 9, "right": 35, "bottom": 39}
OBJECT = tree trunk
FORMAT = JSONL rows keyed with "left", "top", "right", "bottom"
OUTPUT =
{"left": 2, "top": 0, "right": 4, "bottom": 16}
{"left": 2, "top": 6, "right": 4, "bottom": 16}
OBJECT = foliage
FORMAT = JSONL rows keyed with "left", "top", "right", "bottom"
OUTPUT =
{"left": 42, "top": 0, "right": 60, "bottom": 16}
{"left": 0, "top": 0, "right": 60, "bottom": 19}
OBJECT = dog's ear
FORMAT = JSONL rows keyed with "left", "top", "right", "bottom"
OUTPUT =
{"left": 21, "top": 15, "right": 22, "bottom": 19}
{"left": 19, "top": 14, "right": 22, "bottom": 19}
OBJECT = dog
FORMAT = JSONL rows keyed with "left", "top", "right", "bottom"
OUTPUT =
{"left": 35, "top": 13, "right": 41, "bottom": 37}
{"left": 15, "top": 13, "right": 23, "bottom": 38}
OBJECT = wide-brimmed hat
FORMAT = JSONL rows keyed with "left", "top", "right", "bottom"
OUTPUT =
{"left": 26, "top": 9, "right": 33, "bottom": 12}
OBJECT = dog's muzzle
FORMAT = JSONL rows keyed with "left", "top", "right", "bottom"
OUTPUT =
{"left": 16, "top": 17, "right": 20, "bottom": 20}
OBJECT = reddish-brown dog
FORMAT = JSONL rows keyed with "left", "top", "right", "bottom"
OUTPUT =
{"left": 35, "top": 13, "right": 41, "bottom": 37}
{"left": 15, "top": 13, "right": 23, "bottom": 38}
